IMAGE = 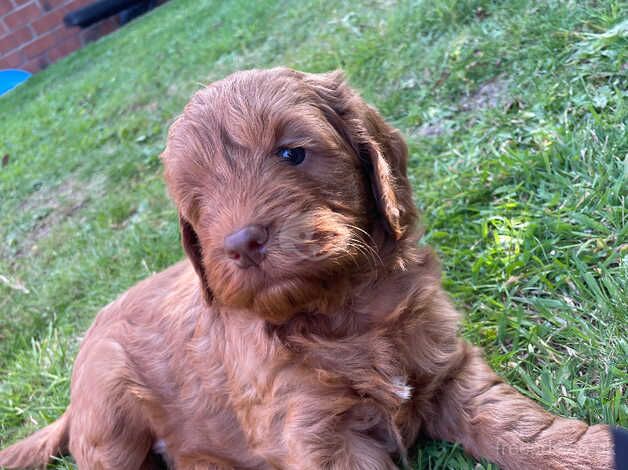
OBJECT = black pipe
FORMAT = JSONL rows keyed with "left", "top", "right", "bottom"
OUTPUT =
{"left": 119, "top": 0, "right": 157, "bottom": 25}
{"left": 64, "top": 0, "right": 146, "bottom": 28}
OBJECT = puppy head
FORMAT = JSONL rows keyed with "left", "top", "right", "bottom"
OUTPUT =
{"left": 161, "top": 68, "right": 417, "bottom": 323}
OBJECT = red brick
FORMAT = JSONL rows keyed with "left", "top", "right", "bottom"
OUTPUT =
{"left": 45, "top": 45, "right": 62, "bottom": 61}
{"left": 47, "top": 33, "right": 78, "bottom": 60}
{"left": 22, "top": 31, "right": 53, "bottom": 58}
{"left": 0, "top": 2, "right": 12, "bottom": 16}
{"left": 4, "top": 2, "right": 42, "bottom": 31}
{"left": 53, "top": 23, "right": 77, "bottom": 42}
{"left": 0, "top": 34, "right": 14, "bottom": 54}
{"left": 31, "top": 7, "right": 64, "bottom": 34}
{"left": 22, "top": 53, "right": 49, "bottom": 72}
{"left": 0, "top": 26, "right": 32, "bottom": 52}
{"left": 38, "top": 0, "right": 54, "bottom": 12}
{"left": 0, "top": 49, "right": 25, "bottom": 68}
{"left": 82, "top": 16, "right": 118, "bottom": 43}
{"left": 64, "top": 0, "right": 92, "bottom": 11}
{"left": 40, "top": 0, "right": 68, "bottom": 10}
{"left": 63, "top": 32, "right": 80, "bottom": 49}
{"left": 99, "top": 16, "right": 117, "bottom": 35}
{"left": 0, "top": 20, "right": 7, "bottom": 36}
{"left": 14, "top": 0, "right": 35, "bottom": 4}
{"left": 81, "top": 22, "right": 100, "bottom": 43}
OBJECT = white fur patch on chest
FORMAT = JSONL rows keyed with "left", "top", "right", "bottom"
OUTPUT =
{"left": 152, "top": 439, "right": 167, "bottom": 454}
{"left": 391, "top": 376, "right": 413, "bottom": 401}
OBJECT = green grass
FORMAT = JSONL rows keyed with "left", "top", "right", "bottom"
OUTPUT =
{"left": 0, "top": 0, "right": 626, "bottom": 468}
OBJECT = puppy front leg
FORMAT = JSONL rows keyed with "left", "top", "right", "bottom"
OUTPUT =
{"left": 281, "top": 399, "right": 400, "bottom": 470}
{"left": 425, "top": 343, "right": 614, "bottom": 470}
{"left": 283, "top": 428, "right": 398, "bottom": 470}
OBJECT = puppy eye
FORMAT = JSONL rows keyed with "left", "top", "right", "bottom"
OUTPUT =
{"left": 276, "top": 147, "right": 306, "bottom": 165}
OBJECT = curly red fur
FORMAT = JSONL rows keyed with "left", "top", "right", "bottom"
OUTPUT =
{"left": 0, "top": 68, "right": 614, "bottom": 470}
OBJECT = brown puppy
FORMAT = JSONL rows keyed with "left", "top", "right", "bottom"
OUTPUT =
{"left": 0, "top": 68, "right": 614, "bottom": 470}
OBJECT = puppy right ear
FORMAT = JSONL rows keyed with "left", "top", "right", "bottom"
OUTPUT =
{"left": 179, "top": 214, "right": 213, "bottom": 304}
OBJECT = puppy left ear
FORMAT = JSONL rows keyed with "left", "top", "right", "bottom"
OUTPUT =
{"left": 304, "top": 70, "right": 417, "bottom": 241}
{"left": 355, "top": 108, "right": 409, "bottom": 240}
{"left": 179, "top": 214, "right": 213, "bottom": 304}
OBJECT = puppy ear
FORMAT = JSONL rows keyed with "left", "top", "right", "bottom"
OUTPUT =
{"left": 179, "top": 214, "right": 213, "bottom": 304}
{"left": 304, "top": 70, "right": 417, "bottom": 241}
{"left": 355, "top": 113, "right": 407, "bottom": 240}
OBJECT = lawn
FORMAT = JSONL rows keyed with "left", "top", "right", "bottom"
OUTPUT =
{"left": 0, "top": 0, "right": 626, "bottom": 468}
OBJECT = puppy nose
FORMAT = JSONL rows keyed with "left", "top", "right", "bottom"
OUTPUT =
{"left": 224, "top": 224, "right": 268, "bottom": 268}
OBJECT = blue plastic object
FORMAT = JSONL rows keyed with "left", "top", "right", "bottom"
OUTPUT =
{"left": 0, "top": 69, "right": 32, "bottom": 96}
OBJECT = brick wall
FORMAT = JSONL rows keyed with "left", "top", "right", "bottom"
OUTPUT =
{"left": 0, "top": 0, "right": 121, "bottom": 73}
